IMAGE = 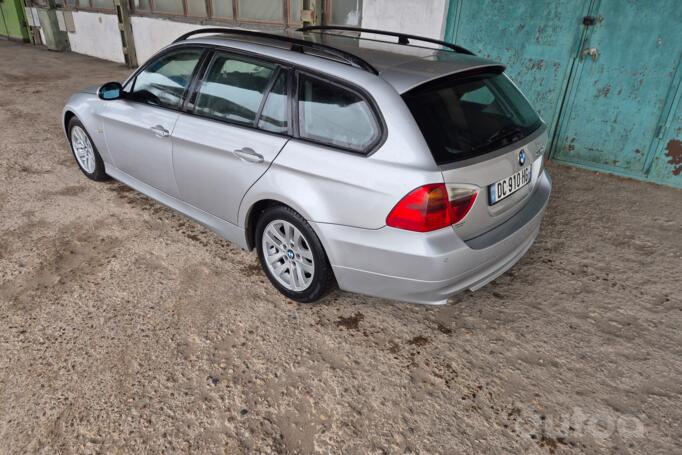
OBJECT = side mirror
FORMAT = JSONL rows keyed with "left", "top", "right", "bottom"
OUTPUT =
{"left": 98, "top": 82, "right": 123, "bottom": 100}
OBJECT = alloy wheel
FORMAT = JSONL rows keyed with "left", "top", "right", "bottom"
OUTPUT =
{"left": 71, "top": 125, "right": 96, "bottom": 174}
{"left": 261, "top": 219, "right": 315, "bottom": 292}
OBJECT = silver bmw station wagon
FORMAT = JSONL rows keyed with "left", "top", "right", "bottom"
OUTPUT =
{"left": 62, "top": 26, "right": 551, "bottom": 304}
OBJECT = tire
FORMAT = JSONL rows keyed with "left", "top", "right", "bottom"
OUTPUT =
{"left": 256, "top": 205, "right": 334, "bottom": 303}
{"left": 67, "top": 117, "right": 109, "bottom": 181}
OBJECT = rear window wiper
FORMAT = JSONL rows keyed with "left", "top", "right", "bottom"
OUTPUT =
{"left": 473, "top": 125, "right": 524, "bottom": 151}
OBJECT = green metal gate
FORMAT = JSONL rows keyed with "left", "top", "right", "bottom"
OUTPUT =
{"left": 0, "top": 0, "right": 29, "bottom": 41}
{"left": 445, "top": 0, "right": 682, "bottom": 188}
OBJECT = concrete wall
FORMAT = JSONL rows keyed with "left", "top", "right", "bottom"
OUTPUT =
{"left": 64, "top": 2, "right": 451, "bottom": 65}
{"left": 361, "top": 0, "right": 448, "bottom": 39}
{"left": 131, "top": 16, "right": 210, "bottom": 64}
{"left": 68, "top": 11, "right": 124, "bottom": 63}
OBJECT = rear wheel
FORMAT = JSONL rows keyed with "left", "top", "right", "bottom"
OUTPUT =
{"left": 68, "top": 117, "right": 108, "bottom": 181}
{"left": 256, "top": 205, "right": 333, "bottom": 303}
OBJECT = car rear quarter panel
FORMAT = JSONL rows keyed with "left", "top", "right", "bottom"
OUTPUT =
{"left": 238, "top": 76, "right": 443, "bottom": 230}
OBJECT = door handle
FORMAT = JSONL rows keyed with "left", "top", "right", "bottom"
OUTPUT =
{"left": 233, "top": 147, "right": 264, "bottom": 163}
{"left": 150, "top": 124, "right": 170, "bottom": 137}
{"left": 580, "top": 47, "right": 599, "bottom": 62}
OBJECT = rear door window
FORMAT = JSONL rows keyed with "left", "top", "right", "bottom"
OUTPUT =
{"left": 403, "top": 70, "right": 542, "bottom": 164}
{"left": 193, "top": 53, "right": 276, "bottom": 126}
{"left": 257, "top": 70, "right": 289, "bottom": 134}
{"left": 297, "top": 74, "right": 380, "bottom": 152}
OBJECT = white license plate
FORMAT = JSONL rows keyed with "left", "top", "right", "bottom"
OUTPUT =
{"left": 489, "top": 165, "right": 532, "bottom": 205}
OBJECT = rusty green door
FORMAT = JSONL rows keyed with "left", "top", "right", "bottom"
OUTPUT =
{"left": 445, "top": 0, "right": 682, "bottom": 188}
{"left": 445, "top": 0, "right": 591, "bottom": 139}
{"left": 553, "top": 0, "right": 682, "bottom": 186}
{"left": 0, "top": 0, "right": 29, "bottom": 41}
{"left": 647, "top": 90, "right": 682, "bottom": 185}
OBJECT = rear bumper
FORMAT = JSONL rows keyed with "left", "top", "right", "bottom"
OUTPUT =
{"left": 313, "top": 171, "right": 551, "bottom": 304}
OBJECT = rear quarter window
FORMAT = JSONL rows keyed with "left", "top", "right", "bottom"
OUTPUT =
{"left": 297, "top": 74, "right": 380, "bottom": 153}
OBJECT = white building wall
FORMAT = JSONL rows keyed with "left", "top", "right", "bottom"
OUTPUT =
{"left": 361, "top": 0, "right": 449, "bottom": 40}
{"left": 64, "top": 3, "right": 450, "bottom": 65}
{"left": 131, "top": 17, "right": 211, "bottom": 64}
{"left": 68, "top": 11, "right": 125, "bottom": 63}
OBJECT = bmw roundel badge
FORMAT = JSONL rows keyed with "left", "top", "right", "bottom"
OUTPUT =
{"left": 518, "top": 149, "right": 526, "bottom": 166}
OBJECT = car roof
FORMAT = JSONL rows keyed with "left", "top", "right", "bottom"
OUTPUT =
{"left": 180, "top": 30, "right": 503, "bottom": 94}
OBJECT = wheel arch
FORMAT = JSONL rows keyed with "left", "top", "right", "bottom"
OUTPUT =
{"left": 244, "top": 199, "right": 281, "bottom": 250}
{"left": 63, "top": 110, "right": 77, "bottom": 134}
{"left": 62, "top": 96, "right": 116, "bottom": 167}
{"left": 241, "top": 196, "right": 315, "bottom": 251}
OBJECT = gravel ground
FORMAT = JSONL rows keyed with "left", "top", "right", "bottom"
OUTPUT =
{"left": 1, "top": 40, "right": 681, "bottom": 454}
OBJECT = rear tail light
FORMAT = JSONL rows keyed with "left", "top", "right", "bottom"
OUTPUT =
{"left": 447, "top": 186, "right": 478, "bottom": 224}
{"left": 386, "top": 183, "right": 478, "bottom": 232}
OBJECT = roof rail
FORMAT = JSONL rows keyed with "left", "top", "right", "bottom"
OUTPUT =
{"left": 298, "top": 26, "right": 474, "bottom": 55}
{"left": 172, "top": 27, "right": 379, "bottom": 74}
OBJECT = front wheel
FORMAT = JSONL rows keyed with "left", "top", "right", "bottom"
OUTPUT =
{"left": 68, "top": 117, "right": 108, "bottom": 181}
{"left": 256, "top": 205, "right": 334, "bottom": 303}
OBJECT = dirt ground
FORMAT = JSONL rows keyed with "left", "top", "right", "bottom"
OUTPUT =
{"left": 0, "top": 40, "right": 681, "bottom": 455}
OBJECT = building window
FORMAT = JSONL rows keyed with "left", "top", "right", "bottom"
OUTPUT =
{"left": 186, "top": 0, "right": 208, "bottom": 17}
{"left": 135, "top": 0, "right": 151, "bottom": 11}
{"left": 236, "top": 0, "right": 284, "bottom": 23}
{"left": 62, "top": 0, "right": 363, "bottom": 23}
{"left": 212, "top": 0, "right": 233, "bottom": 18}
{"left": 289, "top": 0, "right": 302, "bottom": 24}
{"left": 61, "top": 0, "right": 114, "bottom": 10}
{"left": 152, "top": 0, "right": 184, "bottom": 15}
{"left": 327, "top": 0, "right": 361, "bottom": 25}
{"left": 90, "top": 0, "right": 114, "bottom": 9}
{"left": 127, "top": 0, "right": 363, "bottom": 27}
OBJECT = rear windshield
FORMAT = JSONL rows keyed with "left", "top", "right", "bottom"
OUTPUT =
{"left": 403, "top": 70, "right": 542, "bottom": 164}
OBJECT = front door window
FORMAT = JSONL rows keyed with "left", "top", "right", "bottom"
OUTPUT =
{"left": 129, "top": 49, "right": 203, "bottom": 109}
